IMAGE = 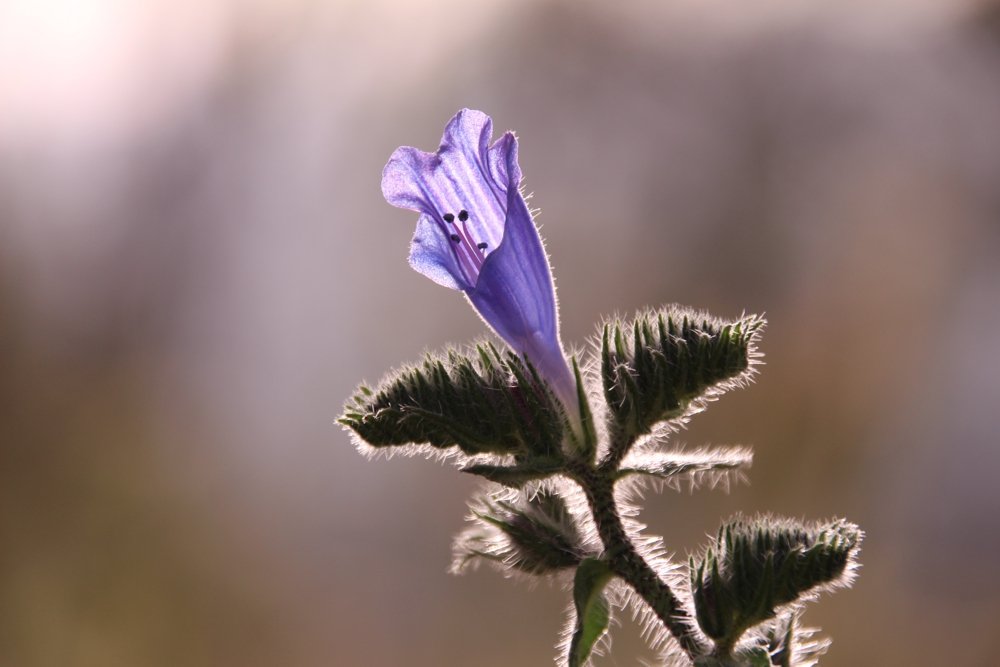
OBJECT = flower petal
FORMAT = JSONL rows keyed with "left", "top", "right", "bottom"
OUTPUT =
{"left": 470, "top": 196, "right": 555, "bottom": 351}
{"left": 408, "top": 214, "right": 470, "bottom": 291}
{"left": 487, "top": 131, "right": 521, "bottom": 195}
{"left": 382, "top": 110, "right": 508, "bottom": 256}
{"left": 381, "top": 145, "right": 438, "bottom": 214}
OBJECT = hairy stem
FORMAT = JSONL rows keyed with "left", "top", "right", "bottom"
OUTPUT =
{"left": 598, "top": 431, "right": 632, "bottom": 472}
{"left": 571, "top": 462, "right": 707, "bottom": 660}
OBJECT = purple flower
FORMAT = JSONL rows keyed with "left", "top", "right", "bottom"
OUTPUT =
{"left": 381, "top": 109, "right": 578, "bottom": 421}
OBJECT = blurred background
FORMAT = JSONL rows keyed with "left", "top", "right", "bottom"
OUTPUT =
{"left": 2, "top": 0, "right": 999, "bottom": 665}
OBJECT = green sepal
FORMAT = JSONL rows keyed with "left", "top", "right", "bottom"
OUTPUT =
{"left": 568, "top": 558, "right": 613, "bottom": 667}
{"left": 568, "top": 356, "right": 599, "bottom": 461}
{"left": 339, "top": 342, "right": 565, "bottom": 457}
{"left": 691, "top": 515, "right": 862, "bottom": 651}
{"left": 600, "top": 307, "right": 764, "bottom": 454}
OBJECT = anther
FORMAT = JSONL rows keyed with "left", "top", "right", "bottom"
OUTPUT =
{"left": 458, "top": 210, "right": 469, "bottom": 222}
{"left": 450, "top": 234, "right": 461, "bottom": 242}
{"left": 443, "top": 213, "right": 455, "bottom": 223}
{"left": 477, "top": 242, "right": 488, "bottom": 250}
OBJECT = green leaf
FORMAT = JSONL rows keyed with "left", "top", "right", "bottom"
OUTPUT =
{"left": 339, "top": 342, "right": 566, "bottom": 457}
{"left": 691, "top": 515, "right": 862, "bottom": 651}
{"left": 616, "top": 446, "right": 753, "bottom": 489}
{"left": 460, "top": 457, "right": 564, "bottom": 488}
{"left": 452, "top": 489, "right": 589, "bottom": 576}
{"left": 569, "top": 558, "right": 613, "bottom": 667}
{"left": 600, "top": 307, "right": 764, "bottom": 452}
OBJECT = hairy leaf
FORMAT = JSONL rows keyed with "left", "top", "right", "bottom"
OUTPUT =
{"left": 461, "top": 457, "right": 564, "bottom": 488}
{"left": 691, "top": 515, "right": 862, "bottom": 651}
{"left": 452, "top": 489, "right": 589, "bottom": 576}
{"left": 340, "top": 342, "right": 565, "bottom": 457}
{"left": 600, "top": 307, "right": 764, "bottom": 451}
{"left": 617, "top": 446, "right": 753, "bottom": 490}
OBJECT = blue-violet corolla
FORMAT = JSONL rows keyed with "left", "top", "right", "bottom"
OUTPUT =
{"left": 381, "top": 109, "right": 578, "bottom": 423}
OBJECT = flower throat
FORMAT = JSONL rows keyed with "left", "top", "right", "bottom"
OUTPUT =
{"left": 441, "top": 209, "right": 489, "bottom": 281}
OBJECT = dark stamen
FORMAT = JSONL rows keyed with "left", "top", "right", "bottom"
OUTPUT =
{"left": 443, "top": 213, "right": 455, "bottom": 223}
{"left": 458, "top": 210, "right": 469, "bottom": 222}
{"left": 450, "top": 234, "right": 461, "bottom": 242}
{"left": 477, "top": 242, "right": 488, "bottom": 250}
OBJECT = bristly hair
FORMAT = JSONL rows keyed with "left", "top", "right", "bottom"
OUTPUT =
{"left": 616, "top": 444, "right": 754, "bottom": 496}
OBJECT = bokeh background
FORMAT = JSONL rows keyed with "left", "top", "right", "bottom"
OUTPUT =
{"left": 3, "top": 0, "right": 1000, "bottom": 665}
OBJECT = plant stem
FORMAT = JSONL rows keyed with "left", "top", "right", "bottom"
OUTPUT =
{"left": 711, "top": 637, "right": 736, "bottom": 660}
{"left": 570, "top": 462, "right": 708, "bottom": 660}
{"left": 599, "top": 431, "right": 631, "bottom": 472}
